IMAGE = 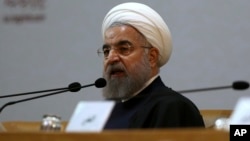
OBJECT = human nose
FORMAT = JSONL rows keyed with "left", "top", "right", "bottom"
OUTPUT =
{"left": 106, "top": 49, "right": 120, "bottom": 63}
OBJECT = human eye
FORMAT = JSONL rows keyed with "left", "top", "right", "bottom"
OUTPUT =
{"left": 120, "top": 45, "right": 130, "bottom": 51}
{"left": 116, "top": 41, "right": 132, "bottom": 55}
{"left": 103, "top": 47, "right": 110, "bottom": 57}
{"left": 118, "top": 45, "right": 130, "bottom": 55}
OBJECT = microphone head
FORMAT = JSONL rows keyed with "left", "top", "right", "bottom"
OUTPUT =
{"left": 232, "top": 81, "right": 249, "bottom": 90}
{"left": 95, "top": 78, "right": 107, "bottom": 88}
{"left": 68, "top": 82, "right": 82, "bottom": 92}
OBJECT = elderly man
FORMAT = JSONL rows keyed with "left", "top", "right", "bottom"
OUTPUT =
{"left": 98, "top": 2, "right": 204, "bottom": 129}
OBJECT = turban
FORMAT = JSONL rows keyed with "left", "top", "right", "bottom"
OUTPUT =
{"left": 102, "top": 2, "right": 172, "bottom": 67}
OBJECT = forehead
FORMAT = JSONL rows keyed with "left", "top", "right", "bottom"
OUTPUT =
{"left": 104, "top": 25, "right": 143, "bottom": 44}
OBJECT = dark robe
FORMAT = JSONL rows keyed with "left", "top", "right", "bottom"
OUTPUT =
{"left": 104, "top": 76, "right": 205, "bottom": 129}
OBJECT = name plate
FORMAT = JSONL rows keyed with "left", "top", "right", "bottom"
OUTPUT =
{"left": 229, "top": 97, "right": 250, "bottom": 141}
{"left": 66, "top": 101, "right": 114, "bottom": 132}
{"left": 229, "top": 96, "right": 250, "bottom": 125}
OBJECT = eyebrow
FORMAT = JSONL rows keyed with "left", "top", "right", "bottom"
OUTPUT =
{"left": 102, "top": 40, "right": 133, "bottom": 49}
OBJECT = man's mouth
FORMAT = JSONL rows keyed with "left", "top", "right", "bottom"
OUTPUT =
{"left": 110, "top": 69, "right": 125, "bottom": 77}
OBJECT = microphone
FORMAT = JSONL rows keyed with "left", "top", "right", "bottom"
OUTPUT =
{"left": 0, "top": 78, "right": 106, "bottom": 98}
{"left": 232, "top": 81, "right": 249, "bottom": 90}
{"left": 94, "top": 78, "right": 107, "bottom": 88}
{"left": 68, "top": 78, "right": 106, "bottom": 91}
{"left": 178, "top": 81, "right": 249, "bottom": 93}
{"left": 0, "top": 78, "right": 106, "bottom": 113}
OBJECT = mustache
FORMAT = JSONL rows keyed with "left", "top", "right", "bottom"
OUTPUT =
{"left": 105, "top": 63, "right": 127, "bottom": 77}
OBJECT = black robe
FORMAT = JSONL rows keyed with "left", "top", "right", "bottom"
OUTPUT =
{"left": 104, "top": 76, "right": 205, "bottom": 129}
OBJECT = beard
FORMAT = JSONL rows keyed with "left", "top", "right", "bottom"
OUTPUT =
{"left": 102, "top": 54, "right": 152, "bottom": 100}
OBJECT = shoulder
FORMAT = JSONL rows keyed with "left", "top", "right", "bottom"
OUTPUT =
{"left": 140, "top": 84, "right": 202, "bottom": 119}
{"left": 150, "top": 88, "right": 198, "bottom": 111}
{"left": 147, "top": 76, "right": 191, "bottom": 101}
{"left": 131, "top": 88, "right": 204, "bottom": 128}
{"left": 129, "top": 77, "right": 205, "bottom": 128}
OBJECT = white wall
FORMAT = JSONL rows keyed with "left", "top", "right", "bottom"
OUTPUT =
{"left": 0, "top": 0, "right": 249, "bottom": 121}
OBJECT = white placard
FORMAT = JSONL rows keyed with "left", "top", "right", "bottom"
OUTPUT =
{"left": 229, "top": 96, "right": 250, "bottom": 125}
{"left": 66, "top": 101, "right": 114, "bottom": 132}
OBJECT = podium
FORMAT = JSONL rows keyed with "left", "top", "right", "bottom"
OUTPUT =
{"left": 0, "top": 110, "right": 231, "bottom": 141}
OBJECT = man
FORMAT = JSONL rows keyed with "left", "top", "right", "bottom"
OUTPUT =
{"left": 98, "top": 2, "right": 205, "bottom": 129}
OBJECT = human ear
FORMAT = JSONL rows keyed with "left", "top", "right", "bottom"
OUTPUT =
{"left": 148, "top": 47, "right": 159, "bottom": 68}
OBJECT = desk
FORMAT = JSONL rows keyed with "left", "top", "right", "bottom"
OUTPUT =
{"left": 1, "top": 109, "right": 232, "bottom": 141}
{"left": 0, "top": 128, "right": 228, "bottom": 141}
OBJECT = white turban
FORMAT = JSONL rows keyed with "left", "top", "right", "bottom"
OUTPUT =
{"left": 102, "top": 2, "right": 172, "bottom": 67}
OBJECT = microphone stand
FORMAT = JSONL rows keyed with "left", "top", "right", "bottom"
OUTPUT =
{"left": 0, "top": 86, "right": 69, "bottom": 99}
{"left": 0, "top": 78, "right": 106, "bottom": 115}
{"left": 0, "top": 83, "right": 96, "bottom": 113}
{"left": 178, "top": 81, "right": 249, "bottom": 94}
{"left": 0, "top": 89, "right": 70, "bottom": 113}
{"left": 178, "top": 85, "right": 232, "bottom": 93}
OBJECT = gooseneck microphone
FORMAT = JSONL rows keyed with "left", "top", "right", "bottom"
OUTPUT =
{"left": 178, "top": 81, "right": 249, "bottom": 93}
{"left": 0, "top": 78, "right": 106, "bottom": 113}
{"left": 0, "top": 78, "right": 106, "bottom": 98}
